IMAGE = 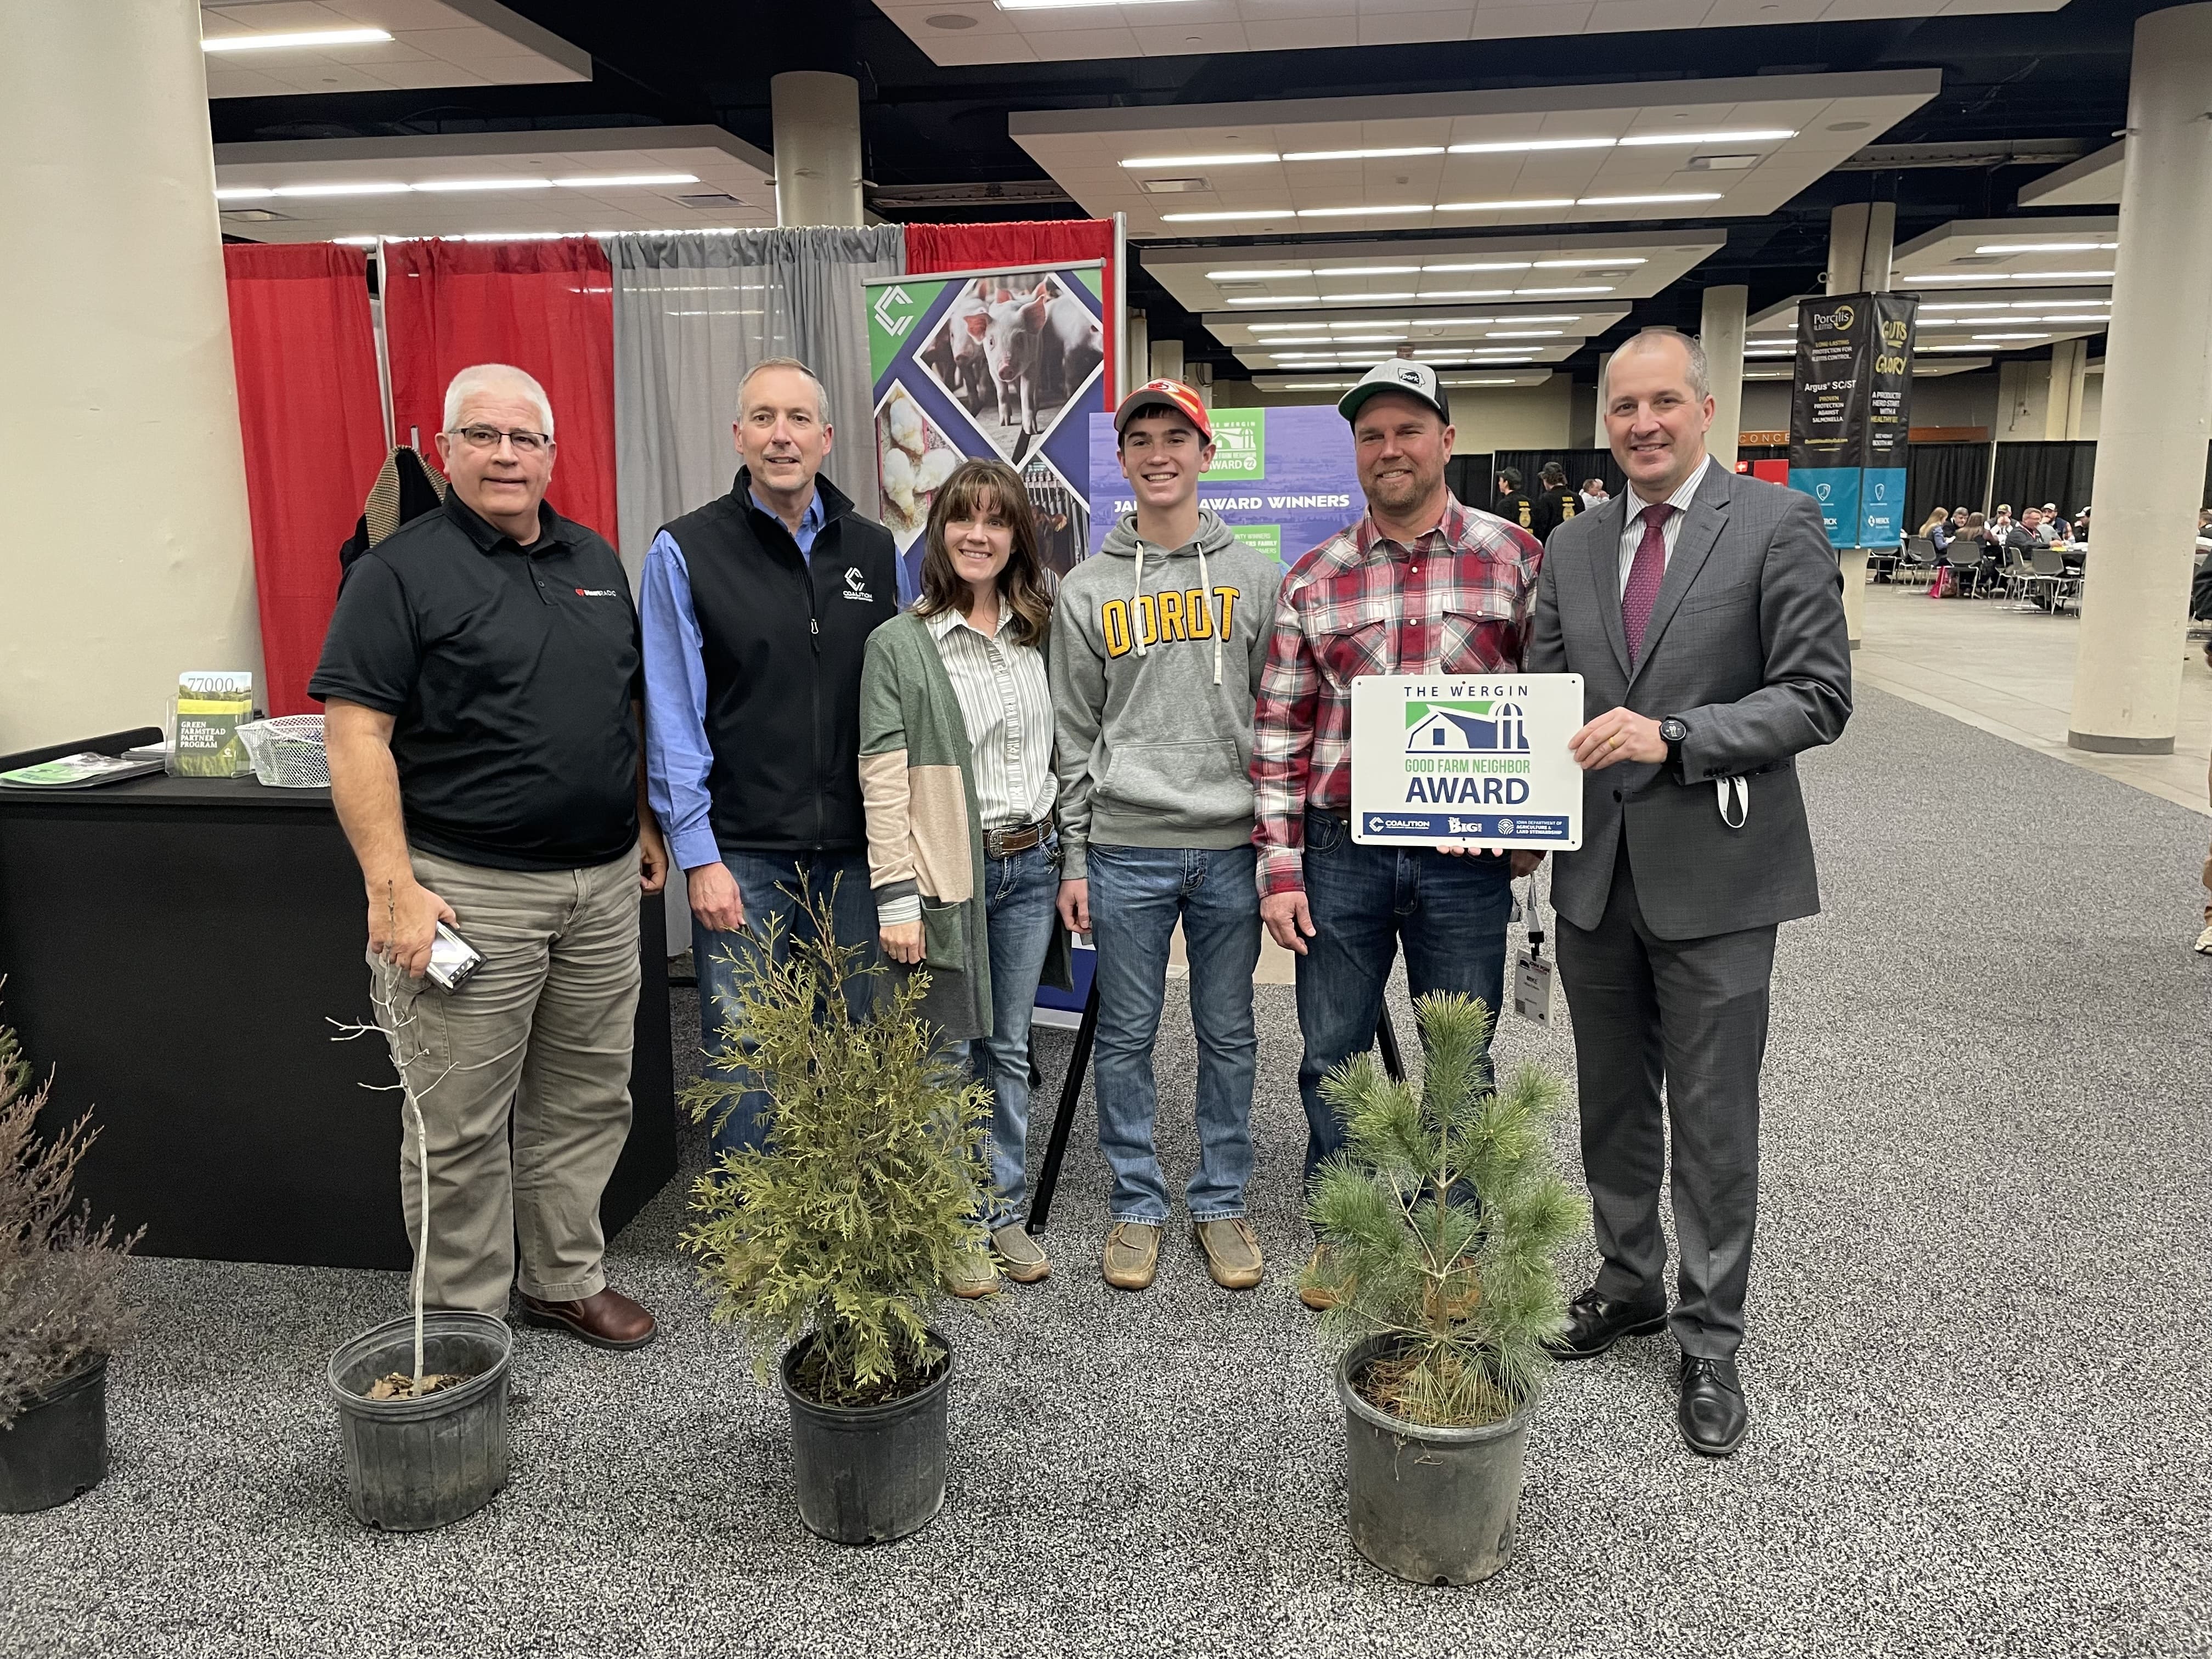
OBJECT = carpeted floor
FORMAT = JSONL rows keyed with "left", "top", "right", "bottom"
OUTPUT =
{"left": 5, "top": 685, "right": 2209, "bottom": 1658}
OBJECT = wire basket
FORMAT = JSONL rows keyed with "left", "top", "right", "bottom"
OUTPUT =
{"left": 236, "top": 715, "right": 329, "bottom": 788}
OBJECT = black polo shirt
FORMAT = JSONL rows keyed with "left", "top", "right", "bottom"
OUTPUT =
{"left": 309, "top": 493, "right": 641, "bottom": 873}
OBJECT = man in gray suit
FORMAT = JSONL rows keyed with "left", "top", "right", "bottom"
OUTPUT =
{"left": 1525, "top": 328, "right": 1851, "bottom": 1457}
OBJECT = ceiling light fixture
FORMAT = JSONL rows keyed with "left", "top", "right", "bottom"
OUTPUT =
{"left": 1120, "top": 153, "right": 1280, "bottom": 168}
{"left": 1000, "top": 0, "right": 1204, "bottom": 9}
{"left": 1532, "top": 257, "right": 1647, "bottom": 268}
{"left": 270, "top": 182, "right": 411, "bottom": 198}
{"left": 1322, "top": 291, "right": 1416, "bottom": 301}
{"left": 1514, "top": 285, "right": 1613, "bottom": 296}
{"left": 1422, "top": 261, "right": 1530, "bottom": 272}
{"left": 1417, "top": 289, "right": 1516, "bottom": 300}
{"left": 1486, "top": 329, "right": 1564, "bottom": 338}
{"left": 1161, "top": 210, "right": 1295, "bottom": 222}
{"left": 1973, "top": 241, "right": 2117, "bottom": 253}
{"left": 1326, "top": 320, "right": 1410, "bottom": 329}
{"left": 1576, "top": 193, "right": 1723, "bottom": 206}
{"left": 1616, "top": 129, "right": 1796, "bottom": 146}
{"left": 1227, "top": 295, "right": 1319, "bottom": 305}
{"left": 1204, "top": 269, "right": 1312, "bottom": 280}
{"left": 2006, "top": 269, "right": 2114, "bottom": 280}
{"left": 1280, "top": 146, "right": 1445, "bottom": 162}
{"left": 1323, "top": 265, "right": 1421, "bottom": 276}
{"left": 1436, "top": 198, "right": 1576, "bottom": 213}
{"left": 413, "top": 178, "right": 555, "bottom": 193}
{"left": 550, "top": 173, "right": 700, "bottom": 188}
{"left": 202, "top": 27, "right": 392, "bottom": 51}
{"left": 1297, "top": 205, "right": 1432, "bottom": 217}
{"left": 1973, "top": 332, "right": 2051, "bottom": 341}
{"left": 1447, "top": 137, "right": 1616, "bottom": 155}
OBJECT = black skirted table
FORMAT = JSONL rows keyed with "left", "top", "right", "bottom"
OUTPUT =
{"left": 0, "top": 733, "right": 676, "bottom": 1270}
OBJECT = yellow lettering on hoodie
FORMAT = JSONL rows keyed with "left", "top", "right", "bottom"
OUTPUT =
{"left": 1135, "top": 594, "right": 1159, "bottom": 648}
{"left": 1215, "top": 586, "right": 1240, "bottom": 640}
{"left": 1183, "top": 588, "right": 1214, "bottom": 639}
{"left": 1102, "top": 599, "right": 1133, "bottom": 658}
{"left": 1156, "top": 589, "right": 1186, "bottom": 641}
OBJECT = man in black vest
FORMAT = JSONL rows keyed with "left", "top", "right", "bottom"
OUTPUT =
{"left": 1493, "top": 468, "right": 1536, "bottom": 535}
{"left": 1531, "top": 460, "right": 1582, "bottom": 542}
{"left": 640, "top": 358, "right": 899, "bottom": 1158}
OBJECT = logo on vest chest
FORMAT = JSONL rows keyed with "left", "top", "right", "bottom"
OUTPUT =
{"left": 839, "top": 566, "right": 875, "bottom": 602}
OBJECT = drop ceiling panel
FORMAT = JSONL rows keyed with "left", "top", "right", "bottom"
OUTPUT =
{"left": 1011, "top": 72, "right": 1939, "bottom": 239}
{"left": 882, "top": 0, "right": 2060, "bottom": 65}
{"left": 212, "top": 126, "right": 775, "bottom": 241}
{"left": 1144, "top": 230, "right": 1721, "bottom": 314}
{"left": 2015, "top": 143, "right": 2125, "bottom": 208}
{"left": 1891, "top": 216, "right": 2120, "bottom": 285}
{"left": 200, "top": 0, "right": 589, "bottom": 95}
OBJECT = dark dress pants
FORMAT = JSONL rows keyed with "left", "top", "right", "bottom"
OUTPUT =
{"left": 1553, "top": 845, "right": 1776, "bottom": 1361}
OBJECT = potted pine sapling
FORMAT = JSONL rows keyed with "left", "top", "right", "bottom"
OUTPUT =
{"left": 682, "top": 891, "right": 990, "bottom": 1546}
{"left": 323, "top": 922, "right": 521, "bottom": 1533}
{"left": 1304, "top": 992, "right": 1585, "bottom": 1586}
{"left": 0, "top": 990, "right": 140, "bottom": 1513}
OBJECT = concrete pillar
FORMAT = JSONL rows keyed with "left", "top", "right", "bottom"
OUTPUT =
{"left": 2044, "top": 338, "right": 2091, "bottom": 440}
{"left": 1190, "top": 362, "right": 1215, "bottom": 408}
{"left": 1824, "top": 204, "right": 1895, "bottom": 647}
{"left": 0, "top": 0, "right": 261, "bottom": 754}
{"left": 1826, "top": 201, "right": 1896, "bottom": 295}
{"left": 1126, "top": 310, "right": 1149, "bottom": 394}
{"left": 2068, "top": 3, "right": 2212, "bottom": 754}
{"left": 1700, "top": 285, "right": 1747, "bottom": 470}
{"left": 1149, "top": 338, "right": 1185, "bottom": 384}
{"left": 771, "top": 71, "right": 864, "bottom": 228}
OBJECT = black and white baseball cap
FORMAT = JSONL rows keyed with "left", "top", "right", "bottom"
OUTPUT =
{"left": 1338, "top": 358, "right": 1451, "bottom": 424}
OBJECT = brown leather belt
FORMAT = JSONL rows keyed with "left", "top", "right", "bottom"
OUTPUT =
{"left": 983, "top": 818, "right": 1051, "bottom": 860}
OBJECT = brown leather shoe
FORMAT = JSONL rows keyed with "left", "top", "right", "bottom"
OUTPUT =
{"left": 518, "top": 1287, "right": 658, "bottom": 1351}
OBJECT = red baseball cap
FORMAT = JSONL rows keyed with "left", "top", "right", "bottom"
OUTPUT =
{"left": 1114, "top": 378, "right": 1212, "bottom": 443}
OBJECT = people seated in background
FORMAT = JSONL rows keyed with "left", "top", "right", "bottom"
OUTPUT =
{"left": 1579, "top": 477, "right": 1611, "bottom": 512}
{"left": 1930, "top": 507, "right": 1965, "bottom": 554}
{"left": 1917, "top": 506, "right": 1952, "bottom": 541}
{"left": 1052, "top": 380, "right": 1280, "bottom": 1296}
{"left": 1943, "top": 512, "right": 1990, "bottom": 594}
{"left": 2041, "top": 503, "right": 2069, "bottom": 541}
{"left": 313, "top": 362, "right": 669, "bottom": 1350}
{"left": 640, "top": 357, "right": 900, "bottom": 1164}
{"left": 2075, "top": 505, "right": 2094, "bottom": 541}
{"left": 1990, "top": 505, "right": 2015, "bottom": 543}
{"left": 2006, "top": 507, "right": 2048, "bottom": 556}
{"left": 860, "top": 458, "right": 1073, "bottom": 1298}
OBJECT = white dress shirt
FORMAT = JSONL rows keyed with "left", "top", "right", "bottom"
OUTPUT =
{"left": 928, "top": 602, "right": 1056, "bottom": 832}
{"left": 1617, "top": 454, "right": 1718, "bottom": 599}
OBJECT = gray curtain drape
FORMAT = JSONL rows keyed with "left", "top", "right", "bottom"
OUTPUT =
{"left": 606, "top": 227, "right": 905, "bottom": 591}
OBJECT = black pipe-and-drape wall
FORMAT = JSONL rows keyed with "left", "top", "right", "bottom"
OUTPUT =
{"left": 1907, "top": 443, "right": 1994, "bottom": 530}
{"left": 1991, "top": 441, "right": 2099, "bottom": 522}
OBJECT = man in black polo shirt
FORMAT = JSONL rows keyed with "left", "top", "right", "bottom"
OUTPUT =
{"left": 313, "top": 362, "right": 670, "bottom": 1351}
{"left": 640, "top": 357, "right": 898, "bottom": 1159}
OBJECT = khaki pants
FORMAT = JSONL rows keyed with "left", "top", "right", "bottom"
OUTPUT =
{"left": 374, "top": 845, "right": 641, "bottom": 1315}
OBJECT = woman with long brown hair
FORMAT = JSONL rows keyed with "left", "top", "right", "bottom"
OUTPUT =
{"left": 857, "top": 458, "right": 1073, "bottom": 1298}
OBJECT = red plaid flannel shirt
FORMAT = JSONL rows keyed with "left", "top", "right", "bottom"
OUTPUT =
{"left": 1252, "top": 496, "right": 1543, "bottom": 896}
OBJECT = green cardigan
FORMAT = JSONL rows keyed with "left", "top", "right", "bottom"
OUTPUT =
{"left": 859, "top": 610, "right": 1074, "bottom": 1042}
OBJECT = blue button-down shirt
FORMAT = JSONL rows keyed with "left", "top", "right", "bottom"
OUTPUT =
{"left": 640, "top": 486, "right": 827, "bottom": 873}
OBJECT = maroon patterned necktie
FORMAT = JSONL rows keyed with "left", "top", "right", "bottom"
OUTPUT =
{"left": 1622, "top": 503, "right": 1674, "bottom": 663}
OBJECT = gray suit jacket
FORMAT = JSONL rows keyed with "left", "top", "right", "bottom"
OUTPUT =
{"left": 1525, "top": 461, "right": 1852, "bottom": 940}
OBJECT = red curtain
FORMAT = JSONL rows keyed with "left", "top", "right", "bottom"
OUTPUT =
{"left": 224, "top": 243, "right": 388, "bottom": 716}
{"left": 905, "top": 219, "right": 1120, "bottom": 407}
{"left": 380, "top": 238, "right": 619, "bottom": 547}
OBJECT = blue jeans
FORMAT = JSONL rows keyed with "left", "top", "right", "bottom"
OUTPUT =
{"left": 960, "top": 839, "right": 1062, "bottom": 1228}
{"left": 1087, "top": 843, "right": 1260, "bottom": 1225}
{"left": 694, "top": 847, "right": 877, "bottom": 1160}
{"left": 1295, "top": 808, "right": 1513, "bottom": 1195}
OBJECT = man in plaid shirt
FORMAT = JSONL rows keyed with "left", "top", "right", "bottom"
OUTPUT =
{"left": 1249, "top": 360, "right": 1544, "bottom": 1305}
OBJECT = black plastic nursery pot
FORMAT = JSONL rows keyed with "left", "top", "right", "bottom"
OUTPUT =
{"left": 0, "top": 1354, "right": 109, "bottom": 1514}
{"left": 1336, "top": 1335, "right": 1534, "bottom": 1587}
{"left": 326, "top": 1311, "right": 511, "bottom": 1532}
{"left": 782, "top": 1330, "right": 951, "bottom": 1546}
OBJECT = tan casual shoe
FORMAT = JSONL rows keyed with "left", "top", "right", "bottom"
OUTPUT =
{"left": 1194, "top": 1217, "right": 1264, "bottom": 1291}
{"left": 945, "top": 1249, "right": 1002, "bottom": 1299}
{"left": 2195, "top": 923, "right": 2212, "bottom": 955}
{"left": 991, "top": 1223, "right": 1051, "bottom": 1284}
{"left": 1101, "top": 1221, "right": 1161, "bottom": 1291}
{"left": 1298, "top": 1243, "right": 1348, "bottom": 1312}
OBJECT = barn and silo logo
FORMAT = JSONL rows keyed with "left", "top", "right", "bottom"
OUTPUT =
{"left": 1403, "top": 698, "right": 1530, "bottom": 755}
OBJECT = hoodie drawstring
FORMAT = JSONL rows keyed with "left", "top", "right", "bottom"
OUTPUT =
{"left": 1195, "top": 539, "right": 1221, "bottom": 686}
{"left": 1131, "top": 541, "right": 1147, "bottom": 657}
{"left": 1128, "top": 523, "right": 1220, "bottom": 683}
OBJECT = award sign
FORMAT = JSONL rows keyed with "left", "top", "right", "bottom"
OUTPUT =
{"left": 1349, "top": 674, "right": 1585, "bottom": 849}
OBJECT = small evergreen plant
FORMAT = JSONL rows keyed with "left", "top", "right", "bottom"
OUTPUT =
{"left": 0, "top": 988, "right": 140, "bottom": 1428}
{"left": 1306, "top": 993, "right": 1585, "bottom": 1429}
{"left": 681, "top": 891, "right": 990, "bottom": 1408}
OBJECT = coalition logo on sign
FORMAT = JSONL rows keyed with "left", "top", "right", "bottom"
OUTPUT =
{"left": 840, "top": 566, "right": 875, "bottom": 601}
{"left": 1403, "top": 699, "right": 1529, "bottom": 755}
{"left": 871, "top": 285, "right": 916, "bottom": 338}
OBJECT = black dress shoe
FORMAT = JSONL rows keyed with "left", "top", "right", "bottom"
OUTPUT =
{"left": 1544, "top": 1286, "right": 1669, "bottom": 1361}
{"left": 1678, "top": 1355, "right": 1749, "bottom": 1457}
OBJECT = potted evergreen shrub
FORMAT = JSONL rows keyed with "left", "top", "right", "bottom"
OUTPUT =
{"left": 1304, "top": 993, "right": 1585, "bottom": 1585}
{"left": 683, "top": 892, "right": 990, "bottom": 1546}
{"left": 323, "top": 951, "right": 514, "bottom": 1532}
{"left": 0, "top": 991, "right": 140, "bottom": 1514}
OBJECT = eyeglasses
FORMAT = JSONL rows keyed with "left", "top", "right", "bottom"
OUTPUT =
{"left": 451, "top": 424, "right": 550, "bottom": 455}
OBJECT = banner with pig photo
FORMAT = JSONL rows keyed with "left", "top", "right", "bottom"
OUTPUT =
{"left": 866, "top": 262, "right": 1111, "bottom": 602}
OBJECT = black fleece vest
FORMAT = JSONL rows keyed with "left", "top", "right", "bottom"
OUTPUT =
{"left": 662, "top": 472, "right": 898, "bottom": 853}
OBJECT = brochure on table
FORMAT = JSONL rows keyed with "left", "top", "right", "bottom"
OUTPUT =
{"left": 1348, "top": 674, "right": 1585, "bottom": 850}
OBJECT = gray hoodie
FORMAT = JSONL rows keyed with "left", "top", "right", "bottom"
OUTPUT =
{"left": 1049, "top": 509, "right": 1284, "bottom": 878}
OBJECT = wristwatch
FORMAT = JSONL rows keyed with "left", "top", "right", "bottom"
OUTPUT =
{"left": 1659, "top": 716, "right": 1689, "bottom": 771}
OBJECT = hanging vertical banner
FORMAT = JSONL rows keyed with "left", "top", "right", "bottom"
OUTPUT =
{"left": 865, "top": 262, "right": 1111, "bottom": 602}
{"left": 1084, "top": 405, "right": 1362, "bottom": 567}
{"left": 1788, "top": 292, "right": 1917, "bottom": 549}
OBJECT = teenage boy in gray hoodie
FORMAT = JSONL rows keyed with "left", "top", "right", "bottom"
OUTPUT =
{"left": 1052, "top": 380, "right": 1285, "bottom": 1294}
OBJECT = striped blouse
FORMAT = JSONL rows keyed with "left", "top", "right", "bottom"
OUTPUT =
{"left": 927, "top": 602, "right": 1057, "bottom": 833}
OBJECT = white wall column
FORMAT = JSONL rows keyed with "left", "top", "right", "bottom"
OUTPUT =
{"left": 0, "top": 0, "right": 261, "bottom": 754}
{"left": 2068, "top": 2, "right": 2212, "bottom": 754}
{"left": 1126, "top": 311, "right": 1149, "bottom": 396}
{"left": 1149, "top": 338, "right": 1185, "bottom": 384}
{"left": 1593, "top": 350, "right": 1613, "bottom": 447}
{"left": 2044, "top": 338, "right": 2091, "bottom": 440}
{"left": 1701, "top": 285, "right": 1747, "bottom": 470}
{"left": 771, "top": 71, "right": 864, "bottom": 228}
{"left": 1825, "top": 203, "right": 1895, "bottom": 648}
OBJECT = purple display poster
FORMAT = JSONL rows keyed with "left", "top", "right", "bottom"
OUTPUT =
{"left": 1085, "top": 406, "right": 1362, "bottom": 570}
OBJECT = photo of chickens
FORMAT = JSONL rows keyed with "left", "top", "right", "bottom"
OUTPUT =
{"left": 873, "top": 381, "right": 964, "bottom": 553}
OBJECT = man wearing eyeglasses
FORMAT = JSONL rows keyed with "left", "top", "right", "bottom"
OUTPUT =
{"left": 313, "top": 363, "right": 670, "bottom": 1352}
